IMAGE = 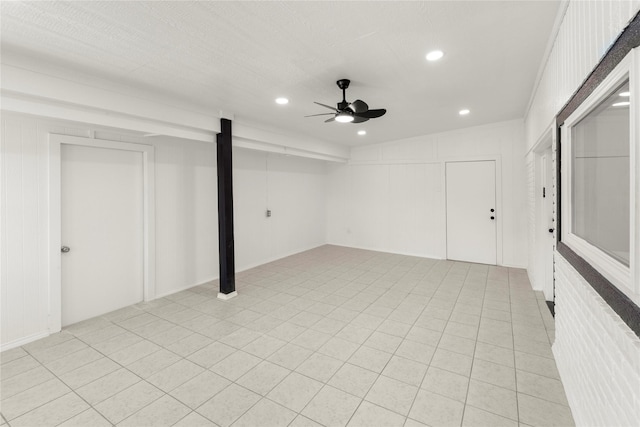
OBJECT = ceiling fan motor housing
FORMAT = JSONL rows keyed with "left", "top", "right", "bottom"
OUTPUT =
{"left": 336, "top": 79, "right": 351, "bottom": 90}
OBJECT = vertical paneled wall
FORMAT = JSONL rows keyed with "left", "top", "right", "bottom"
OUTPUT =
{"left": 0, "top": 114, "right": 221, "bottom": 349}
{"left": 326, "top": 119, "right": 527, "bottom": 267}
{"left": 233, "top": 148, "right": 327, "bottom": 272}
{"left": 526, "top": 0, "right": 640, "bottom": 149}
{"left": 151, "top": 137, "right": 219, "bottom": 297}
{"left": 1, "top": 116, "right": 55, "bottom": 346}
{"left": 524, "top": 1, "right": 640, "bottom": 425}
{"left": 525, "top": 152, "right": 538, "bottom": 290}
{"left": 264, "top": 153, "right": 327, "bottom": 261}
{"left": 327, "top": 161, "right": 442, "bottom": 258}
{"left": 0, "top": 112, "right": 331, "bottom": 350}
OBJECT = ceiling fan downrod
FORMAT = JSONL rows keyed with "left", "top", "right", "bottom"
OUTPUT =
{"left": 336, "top": 79, "right": 350, "bottom": 110}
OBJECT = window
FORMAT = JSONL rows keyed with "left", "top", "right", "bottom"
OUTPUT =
{"left": 571, "top": 80, "right": 630, "bottom": 266}
{"left": 561, "top": 51, "right": 638, "bottom": 302}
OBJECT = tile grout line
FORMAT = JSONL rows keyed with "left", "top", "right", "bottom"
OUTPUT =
{"left": 283, "top": 255, "right": 443, "bottom": 425}
{"left": 30, "top": 313, "right": 199, "bottom": 425}
{"left": 458, "top": 265, "right": 488, "bottom": 426}
{"left": 509, "top": 267, "right": 523, "bottom": 426}
{"left": 442, "top": 263, "right": 486, "bottom": 425}
{"left": 188, "top": 255, "right": 401, "bottom": 426}
{"left": 340, "top": 259, "right": 445, "bottom": 426}
{"left": 2, "top": 247, "right": 568, "bottom": 427}
{"left": 404, "top": 260, "right": 459, "bottom": 424}
{"left": 286, "top": 261, "right": 413, "bottom": 425}
{"left": 10, "top": 353, "right": 113, "bottom": 426}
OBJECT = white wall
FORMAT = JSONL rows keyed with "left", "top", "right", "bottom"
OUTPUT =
{"left": 1, "top": 63, "right": 350, "bottom": 162}
{"left": 525, "top": 150, "right": 539, "bottom": 291}
{"left": 1, "top": 114, "right": 50, "bottom": 348}
{"left": 234, "top": 148, "right": 327, "bottom": 272}
{"left": 152, "top": 136, "right": 219, "bottom": 298}
{"left": 527, "top": 137, "right": 555, "bottom": 300}
{"left": 525, "top": 0, "right": 640, "bottom": 149}
{"left": 326, "top": 119, "right": 527, "bottom": 268}
{"left": 0, "top": 112, "right": 330, "bottom": 350}
{"left": 0, "top": 113, "right": 220, "bottom": 349}
{"left": 524, "top": 1, "right": 640, "bottom": 425}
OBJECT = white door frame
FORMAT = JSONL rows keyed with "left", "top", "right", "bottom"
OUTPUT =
{"left": 442, "top": 156, "right": 503, "bottom": 266}
{"left": 49, "top": 134, "right": 155, "bottom": 332}
{"left": 531, "top": 124, "right": 554, "bottom": 300}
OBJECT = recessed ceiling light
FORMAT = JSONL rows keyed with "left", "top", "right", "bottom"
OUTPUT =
{"left": 275, "top": 97, "right": 289, "bottom": 105}
{"left": 612, "top": 101, "right": 630, "bottom": 107}
{"left": 358, "top": 130, "right": 366, "bottom": 136}
{"left": 459, "top": 109, "right": 470, "bottom": 115}
{"left": 619, "top": 91, "right": 630, "bottom": 97}
{"left": 426, "top": 50, "right": 444, "bottom": 61}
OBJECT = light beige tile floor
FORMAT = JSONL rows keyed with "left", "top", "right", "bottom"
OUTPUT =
{"left": 0, "top": 245, "right": 575, "bottom": 426}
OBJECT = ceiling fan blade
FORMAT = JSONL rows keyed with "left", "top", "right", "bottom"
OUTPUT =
{"left": 305, "top": 113, "right": 336, "bottom": 117}
{"left": 324, "top": 117, "right": 336, "bottom": 123}
{"left": 314, "top": 102, "right": 338, "bottom": 112}
{"left": 348, "top": 99, "right": 369, "bottom": 113}
{"left": 352, "top": 116, "right": 370, "bottom": 123}
{"left": 355, "top": 108, "right": 386, "bottom": 119}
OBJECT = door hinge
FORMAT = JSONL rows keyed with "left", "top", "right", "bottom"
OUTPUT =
{"left": 543, "top": 187, "right": 546, "bottom": 198}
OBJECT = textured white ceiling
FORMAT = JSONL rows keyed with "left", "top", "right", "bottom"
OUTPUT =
{"left": 0, "top": 1, "right": 560, "bottom": 146}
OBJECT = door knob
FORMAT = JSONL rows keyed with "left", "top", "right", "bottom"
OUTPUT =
{"left": 490, "top": 209, "right": 495, "bottom": 212}
{"left": 61, "top": 246, "right": 71, "bottom": 253}
{"left": 490, "top": 216, "right": 495, "bottom": 220}
{"left": 548, "top": 228, "right": 554, "bottom": 233}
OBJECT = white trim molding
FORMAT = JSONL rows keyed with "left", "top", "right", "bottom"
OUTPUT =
{"left": 1, "top": 65, "right": 350, "bottom": 162}
{"left": 442, "top": 156, "right": 504, "bottom": 267}
{"left": 48, "top": 134, "right": 156, "bottom": 333}
{"left": 560, "top": 50, "right": 638, "bottom": 304}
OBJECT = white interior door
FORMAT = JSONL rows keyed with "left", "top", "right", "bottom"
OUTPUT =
{"left": 61, "top": 144, "right": 144, "bottom": 326}
{"left": 542, "top": 148, "right": 555, "bottom": 300}
{"left": 446, "top": 161, "right": 497, "bottom": 265}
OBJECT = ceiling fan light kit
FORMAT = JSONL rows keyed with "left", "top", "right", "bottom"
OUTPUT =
{"left": 335, "top": 112, "right": 354, "bottom": 123}
{"left": 307, "top": 79, "right": 387, "bottom": 124}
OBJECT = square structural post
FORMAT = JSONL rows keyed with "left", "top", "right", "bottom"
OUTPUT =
{"left": 217, "top": 118, "right": 236, "bottom": 300}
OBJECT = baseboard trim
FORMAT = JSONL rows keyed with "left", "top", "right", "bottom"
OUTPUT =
{"left": 155, "top": 244, "right": 327, "bottom": 299}
{"left": 1, "top": 330, "right": 51, "bottom": 352}
{"left": 501, "top": 263, "right": 528, "bottom": 269}
{"left": 325, "top": 243, "right": 445, "bottom": 260}
{"left": 235, "top": 243, "right": 327, "bottom": 273}
{"left": 325, "top": 243, "right": 528, "bottom": 269}
{"left": 153, "top": 277, "right": 218, "bottom": 299}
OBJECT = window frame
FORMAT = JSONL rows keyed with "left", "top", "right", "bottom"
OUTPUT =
{"left": 560, "top": 50, "right": 639, "bottom": 303}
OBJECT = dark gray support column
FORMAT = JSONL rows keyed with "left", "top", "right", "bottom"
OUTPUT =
{"left": 216, "top": 118, "right": 236, "bottom": 300}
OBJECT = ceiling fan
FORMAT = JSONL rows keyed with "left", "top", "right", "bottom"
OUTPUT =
{"left": 306, "top": 79, "right": 387, "bottom": 123}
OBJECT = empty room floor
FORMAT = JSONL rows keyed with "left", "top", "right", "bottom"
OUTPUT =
{"left": 1, "top": 245, "right": 574, "bottom": 427}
